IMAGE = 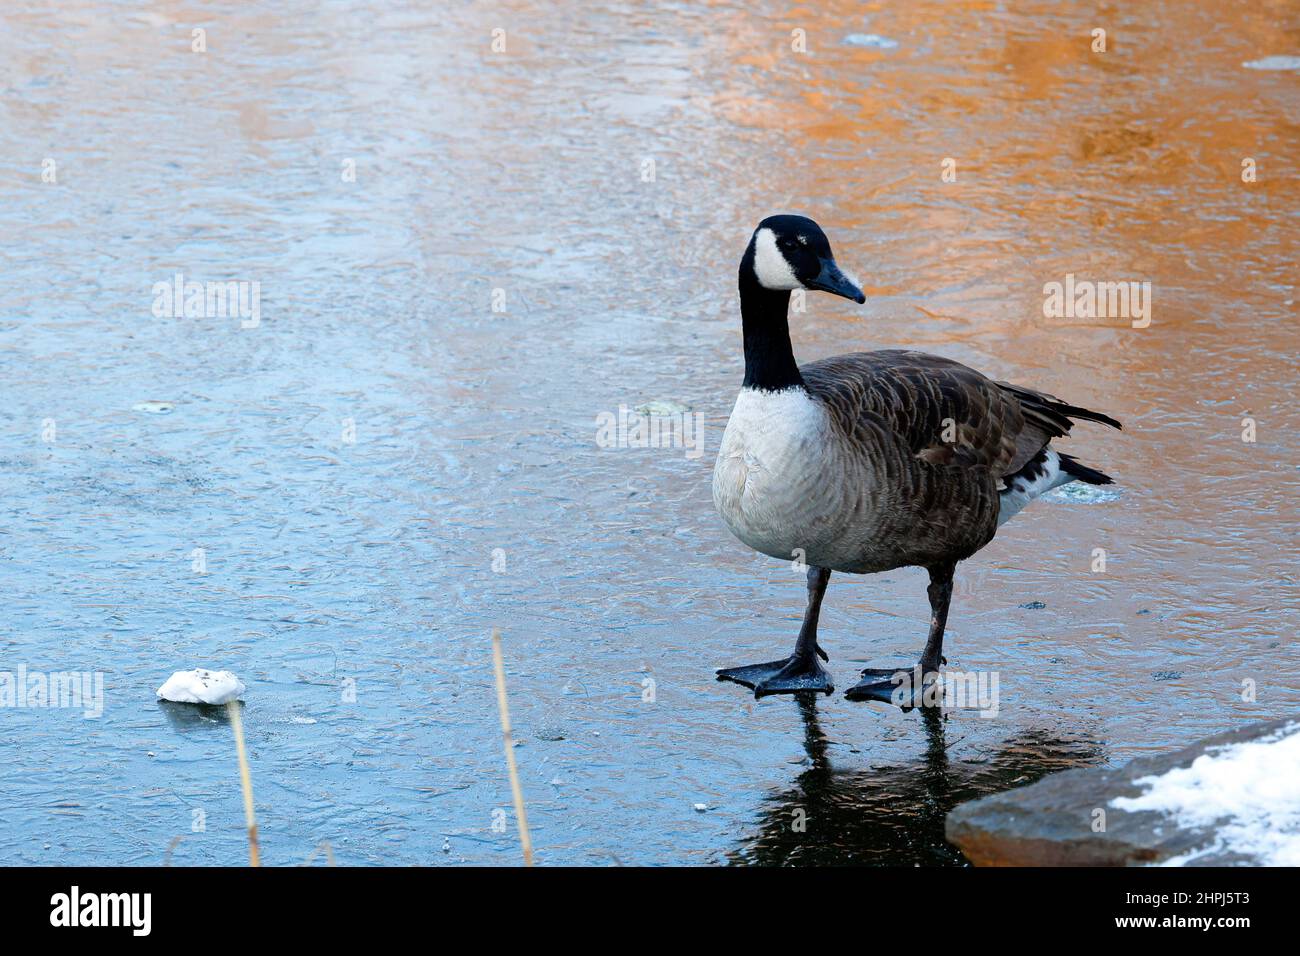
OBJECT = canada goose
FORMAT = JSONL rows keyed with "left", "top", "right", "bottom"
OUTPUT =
{"left": 713, "top": 215, "right": 1121, "bottom": 705}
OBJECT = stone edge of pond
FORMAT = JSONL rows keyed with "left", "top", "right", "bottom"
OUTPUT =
{"left": 944, "top": 715, "right": 1299, "bottom": 866}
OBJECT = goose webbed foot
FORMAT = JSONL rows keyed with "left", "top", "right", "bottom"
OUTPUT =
{"left": 844, "top": 662, "right": 943, "bottom": 710}
{"left": 716, "top": 648, "right": 833, "bottom": 698}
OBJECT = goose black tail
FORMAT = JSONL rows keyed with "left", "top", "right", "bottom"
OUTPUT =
{"left": 995, "top": 381, "right": 1124, "bottom": 435}
{"left": 1053, "top": 402, "right": 1123, "bottom": 431}
{"left": 1058, "top": 452, "right": 1114, "bottom": 486}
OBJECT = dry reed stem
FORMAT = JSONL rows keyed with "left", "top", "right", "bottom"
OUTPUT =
{"left": 227, "top": 700, "right": 260, "bottom": 867}
{"left": 491, "top": 628, "right": 533, "bottom": 866}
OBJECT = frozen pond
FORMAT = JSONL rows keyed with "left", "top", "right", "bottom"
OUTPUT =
{"left": 1, "top": 0, "right": 1297, "bottom": 865}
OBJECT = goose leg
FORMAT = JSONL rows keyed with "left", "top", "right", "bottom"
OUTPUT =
{"left": 716, "top": 566, "right": 834, "bottom": 698}
{"left": 845, "top": 563, "right": 955, "bottom": 707}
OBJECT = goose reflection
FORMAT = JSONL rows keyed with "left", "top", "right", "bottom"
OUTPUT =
{"left": 730, "top": 699, "right": 1103, "bottom": 866}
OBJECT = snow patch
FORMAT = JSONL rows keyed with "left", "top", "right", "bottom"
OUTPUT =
{"left": 156, "top": 668, "right": 246, "bottom": 705}
{"left": 1111, "top": 722, "right": 1300, "bottom": 866}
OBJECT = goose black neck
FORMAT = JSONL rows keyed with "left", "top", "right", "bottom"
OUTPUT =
{"left": 739, "top": 268, "right": 804, "bottom": 392}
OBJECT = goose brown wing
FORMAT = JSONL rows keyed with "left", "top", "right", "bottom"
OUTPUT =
{"left": 800, "top": 349, "right": 1119, "bottom": 480}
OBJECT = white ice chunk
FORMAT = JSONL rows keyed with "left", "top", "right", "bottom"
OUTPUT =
{"left": 844, "top": 34, "right": 899, "bottom": 49}
{"left": 156, "top": 668, "right": 246, "bottom": 705}
{"left": 1243, "top": 55, "right": 1300, "bottom": 71}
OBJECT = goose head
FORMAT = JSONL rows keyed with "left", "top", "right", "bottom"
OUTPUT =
{"left": 742, "top": 214, "right": 865, "bottom": 304}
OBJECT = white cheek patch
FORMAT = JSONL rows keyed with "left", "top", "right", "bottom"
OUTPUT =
{"left": 752, "top": 228, "right": 801, "bottom": 291}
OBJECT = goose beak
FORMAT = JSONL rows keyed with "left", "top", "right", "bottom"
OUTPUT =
{"left": 808, "top": 259, "right": 865, "bottom": 304}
